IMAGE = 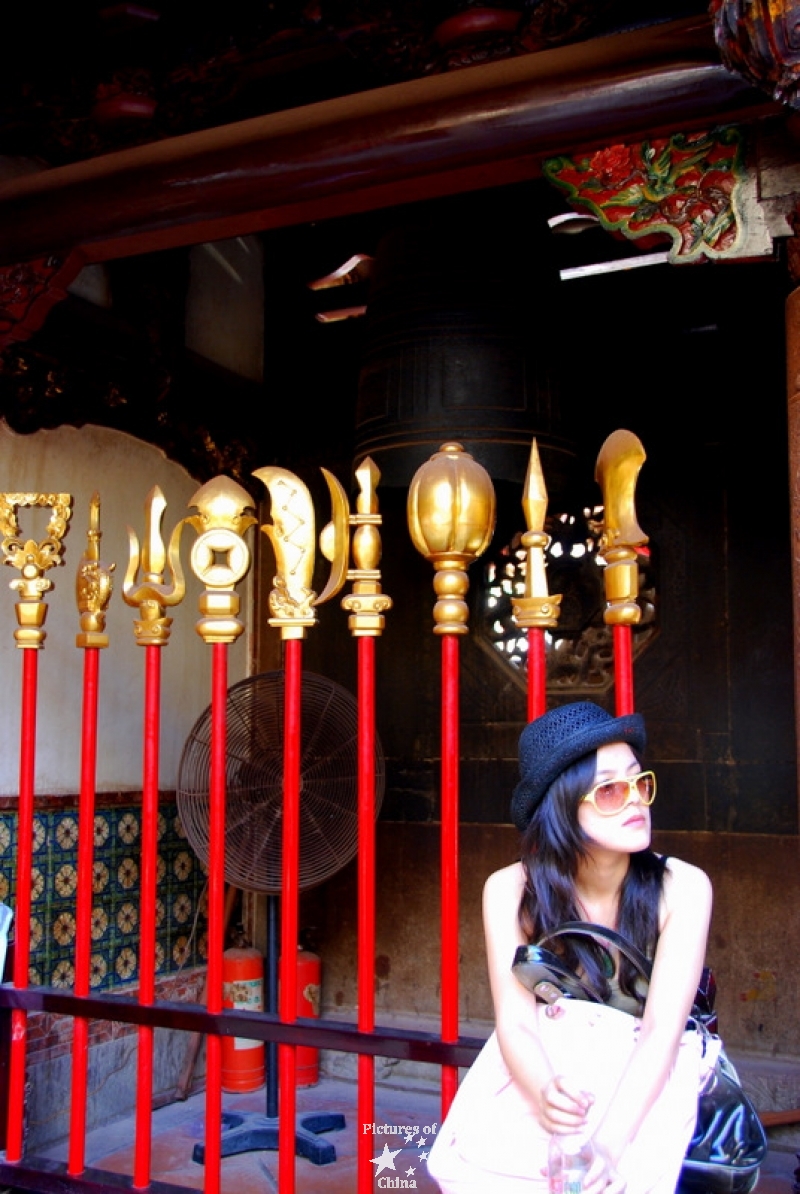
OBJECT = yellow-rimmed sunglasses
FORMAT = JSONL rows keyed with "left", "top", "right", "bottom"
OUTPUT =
{"left": 580, "top": 770, "right": 656, "bottom": 817}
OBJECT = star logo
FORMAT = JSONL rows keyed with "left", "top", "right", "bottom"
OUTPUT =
{"left": 370, "top": 1143, "right": 401, "bottom": 1175}
{"left": 406, "top": 1166, "right": 416, "bottom": 1177}
{"left": 404, "top": 1132, "right": 415, "bottom": 1144}
{"left": 418, "top": 1149, "right": 429, "bottom": 1161}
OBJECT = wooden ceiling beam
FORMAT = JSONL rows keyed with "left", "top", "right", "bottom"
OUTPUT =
{"left": 0, "top": 16, "right": 777, "bottom": 266}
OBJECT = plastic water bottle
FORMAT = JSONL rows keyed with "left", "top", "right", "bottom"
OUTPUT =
{"left": 548, "top": 1132, "right": 593, "bottom": 1194}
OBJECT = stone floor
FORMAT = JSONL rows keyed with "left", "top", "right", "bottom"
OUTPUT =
{"left": 32, "top": 1072, "right": 799, "bottom": 1193}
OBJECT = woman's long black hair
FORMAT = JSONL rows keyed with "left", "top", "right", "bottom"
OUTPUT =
{"left": 518, "top": 751, "right": 666, "bottom": 1006}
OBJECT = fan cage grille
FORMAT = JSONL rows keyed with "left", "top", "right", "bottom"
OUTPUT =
{"left": 177, "top": 671, "right": 384, "bottom": 893}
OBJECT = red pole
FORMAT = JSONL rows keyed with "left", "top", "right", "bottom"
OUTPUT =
{"left": 6, "top": 648, "right": 38, "bottom": 1163}
{"left": 613, "top": 624, "right": 634, "bottom": 715}
{"left": 279, "top": 638, "right": 302, "bottom": 1194}
{"left": 204, "top": 641, "right": 229, "bottom": 1194}
{"left": 68, "top": 647, "right": 100, "bottom": 1176}
{"left": 527, "top": 627, "right": 547, "bottom": 721}
{"left": 357, "top": 636, "right": 376, "bottom": 1193}
{"left": 440, "top": 634, "right": 460, "bottom": 1119}
{"left": 133, "top": 646, "right": 161, "bottom": 1189}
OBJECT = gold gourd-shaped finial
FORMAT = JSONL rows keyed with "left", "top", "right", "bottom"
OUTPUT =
{"left": 76, "top": 492, "right": 115, "bottom": 648}
{"left": 511, "top": 439, "right": 561, "bottom": 631}
{"left": 336, "top": 456, "right": 393, "bottom": 637}
{"left": 594, "top": 429, "right": 648, "bottom": 626}
{"left": 122, "top": 485, "right": 186, "bottom": 645}
{"left": 407, "top": 442, "right": 496, "bottom": 635}
{"left": 185, "top": 475, "right": 257, "bottom": 644}
{"left": 0, "top": 491, "right": 72, "bottom": 648}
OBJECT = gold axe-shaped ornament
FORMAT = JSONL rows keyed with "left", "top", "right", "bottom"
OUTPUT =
{"left": 594, "top": 429, "right": 648, "bottom": 626}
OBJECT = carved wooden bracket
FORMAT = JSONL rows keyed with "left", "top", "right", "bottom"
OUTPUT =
{"left": 543, "top": 126, "right": 751, "bottom": 263}
{"left": 712, "top": 0, "right": 800, "bottom": 109}
{"left": 0, "top": 251, "right": 85, "bottom": 352}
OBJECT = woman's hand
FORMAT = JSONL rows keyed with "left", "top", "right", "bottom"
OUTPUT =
{"left": 539, "top": 1074, "right": 594, "bottom": 1134}
{"left": 581, "top": 1146, "right": 626, "bottom": 1194}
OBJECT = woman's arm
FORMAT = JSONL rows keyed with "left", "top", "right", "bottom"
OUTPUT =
{"left": 483, "top": 863, "right": 593, "bottom": 1134}
{"left": 590, "top": 857, "right": 713, "bottom": 1167}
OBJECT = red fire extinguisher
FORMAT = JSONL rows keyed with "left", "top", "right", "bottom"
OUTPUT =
{"left": 221, "top": 945, "right": 265, "bottom": 1093}
{"left": 296, "top": 947, "right": 321, "bottom": 1087}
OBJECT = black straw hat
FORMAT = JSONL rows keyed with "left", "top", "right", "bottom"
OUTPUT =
{"left": 511, "top": 701, "right": 646, "bottom": 831}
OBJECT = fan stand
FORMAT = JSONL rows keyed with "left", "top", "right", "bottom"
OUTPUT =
{"left": 192, "top": 895, "right": 345, "bottom": 1168}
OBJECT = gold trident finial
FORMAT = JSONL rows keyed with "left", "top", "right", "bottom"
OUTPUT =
{"left": 318, "top": 456, "right": 393, "bottom": 637}
{"left": 122, "top": 485, "right": 186, "bottom": 645}
{"left": 185, "top": 475, "right": 257, "bottom": 644}
{"left": 407, "top": 442, "right": 496, "bottom": 635}
{"left": 0, "top": 491, "right": 72, "bottom": 648}
{"left": 595, "top": 429, "right": 648, "bottom": 626}
{"left": 75, "top": 492, "right": 115, "bottom": 648}
{"left": 511, "top": 440, "right": 562, "bottom": 631}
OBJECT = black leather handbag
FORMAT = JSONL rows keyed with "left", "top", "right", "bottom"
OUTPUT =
{"left": 513, "top": 922, "right": 768, "bottom": 1194}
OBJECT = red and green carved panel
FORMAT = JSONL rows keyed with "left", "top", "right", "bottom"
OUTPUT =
{"left": 0, "top": 252, "right": 85, "bottom": 351}
{"left": 543, "top": 126, "right": 748, "bottom": 262}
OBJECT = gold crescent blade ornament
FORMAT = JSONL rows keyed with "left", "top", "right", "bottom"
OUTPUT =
{"left": 253, "top": 465, "right": 318, "bottom": 638}
{"left": 75, "top": 492, "right": 115, "bottom": 648}
{"left": 122, "top": 485, "right": 187, "bottom": 645}
{"left": 407, "top": 441, "right": 496, "bottom": 636}
{"left": 0, "top": 491, "right": 72, "bottom": 648}
{"left": 316, "top": 467, "right": 351, "bottom": 606}
{"left": 511, "top": 439, "right": 562, "bottom": 631}
{"left": 185, "top": 475, "right": 257, "bottom": 644}
{"left": 594, "top": 429, "right": 648, "bottom": 626}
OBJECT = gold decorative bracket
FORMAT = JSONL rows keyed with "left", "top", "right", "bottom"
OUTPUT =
{"left": 75, "top": 492, "right": 115, "bottom": 648}
{"left": 122, "top": 485, "right": 186, "bottom": 646}
{"left": 319, "top": 456, "right": 393, "bottom": 638}
{"left": 594, "top": 429, "right": 648, "bottom": 626}
{"left": 185, "top": 475, "right": 257, "bottom": 644}
{"left": 0, "top": 491, "right": 72, "bottom": 648}
{"left": 407, "top": 441, "right": 496, "bottom": 636}
{"left": 511, "top": 439, "right": 562, "bottom": 631}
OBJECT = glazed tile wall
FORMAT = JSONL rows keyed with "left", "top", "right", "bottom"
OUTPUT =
{"left": 0, "top": 800, "right": 208, "bottom": 991}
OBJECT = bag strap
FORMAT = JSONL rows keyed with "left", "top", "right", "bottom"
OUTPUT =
{"left": 538, "top": 921, "right": 653, "bottom": 987}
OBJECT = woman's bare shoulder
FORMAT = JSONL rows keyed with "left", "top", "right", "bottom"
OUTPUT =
{"left": 662, "top": 855, "right": 712, "bottom": 909}
{"left": 483, "top": 860, "right": 526, "bottom": 908}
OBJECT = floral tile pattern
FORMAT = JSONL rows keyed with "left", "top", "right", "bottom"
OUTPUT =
{"left": 0, "top": 801, "right": 208, "bottom": 992}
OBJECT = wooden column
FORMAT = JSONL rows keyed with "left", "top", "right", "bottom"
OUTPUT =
{"left": 786, "top": 282, "right": 800, "bottom": 823}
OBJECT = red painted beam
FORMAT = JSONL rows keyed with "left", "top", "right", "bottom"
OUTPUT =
{"left": 0, "top": 18, "right": 775, "bottom": 266}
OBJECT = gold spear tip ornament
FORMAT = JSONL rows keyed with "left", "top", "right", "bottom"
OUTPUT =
{"left": 594, "top": 429, "right": 648, "bottom": 626}
{"left": 407, "top": 441, "right": 496, "bottom": 635}
{"left": 512, "top": 438, "right": 561, "bottom": 630}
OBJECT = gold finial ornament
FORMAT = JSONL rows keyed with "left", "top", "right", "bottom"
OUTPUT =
{"left": 76, "top": 492, "right": 115, "bottom": 648}
{"left": 185, "top": 475, "right": 257, "bottom": 644}
{"left": 0, "top": 491, "right": 72, "bottom": 648}
{"left": 123, "top": 485, "right": 187, "bottom": 645}
{"left": 253, "top": 465, "right": 319, "bottom": 639}
{"left": 594, "top": 429, "right": 648, "bottom": 626}
{"left": 333, "top": 457, "right": 393, "bottom": 637}
{"left": 511, "top": 440, "right": 562, "bottom": 631}
{"left": 407, "top": 441, "right": 496, "bottom": 635}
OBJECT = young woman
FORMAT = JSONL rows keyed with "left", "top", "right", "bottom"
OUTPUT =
{"left": 427, "top": 701, "right": 714, "bottom": 1194}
